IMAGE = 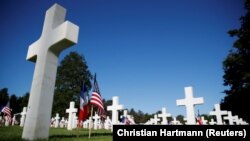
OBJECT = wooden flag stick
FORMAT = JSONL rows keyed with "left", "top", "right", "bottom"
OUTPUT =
{"left": 88, "top": 105, "right": 94, "bottom": 138}
{"left": 77, "top": 120, "right": 80, "bottom": 140}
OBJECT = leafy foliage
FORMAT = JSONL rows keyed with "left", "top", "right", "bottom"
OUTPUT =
{"left": 0, "top": 88, "right": 9, "bottom": 107}
{"left": 53, "top": 51, "right": 92, "bottom": 117}
{"left": 221, "top": 1, "right": 250, "bottom": 122}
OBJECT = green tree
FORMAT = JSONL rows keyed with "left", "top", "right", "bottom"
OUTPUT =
{"left": 53, "top": 51, "right": 92, "bottom": 117}
{"left": 103, "top": 99, "right": 112, "bottom": 118}
{"left": 221, "top": 1, "right": 250, "bottom": 122}
{"left": 10, "top": 94, "right": 20, "bottom": 114}
{"left": 0, "top": 88, "right": 9, "bottom": 107}
{"left": 18, "top": 92, "right": 30, "bottom": 109}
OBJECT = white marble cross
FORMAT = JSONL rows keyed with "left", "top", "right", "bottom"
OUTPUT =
{"left": 83, "top": 119, "right": 89, "bottom": 128}
{"left": 152, "top": 114, "right": 160, "bottom": 125}
{"left": 93, "top": 112, "right": 100, "bottom": 130}
{"left": 176, "top": 87, "right": 204, "bottom": 124}
{"left": 12, "top": 115, "right": 16, "bottom": 126}
{"left": 123, "top": 110, "right": 128, "bottom": 117}
{"left": 107, "top": 96, "right": 124, "bottom": 124}
{"left": 201, "top": 116, "right": 208, "bottom": 125}
{"left": 223, "top": 111, "right": 234, "bottom": 125}
{"left": 171, "top": 117, "right": 180, "bottom": 125}
{"left": 104, "top": 116, "right": 112, "bottom": 130}
{"left": 233, "top": 115, "right": 240, "bottom": 125}
{"left": 209, "top": 118, "right": 216, "bottom": 125}
{"left": 60, "top": 117, "right": 65, "bottom": 128}
{"left": 20, "top": 107, "right": 27, "bottom": 127}
{"left": 54, "top": 113, "right": 60, "bottom": 128}
{"left": 66, "top": 101, "right": 78, "bottom": 130}
{"left": 209, "top": 104, "right": 227, "bottom": 125}
{"left": 158, "top": 107, "right": 171, "bottom": 125}
{"left": 22, "top": 4, "right": 79, "bottom": 140}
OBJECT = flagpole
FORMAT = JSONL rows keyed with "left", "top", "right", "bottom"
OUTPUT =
{"left": 88, "top": 105, "right": 94, "bottom": 138}
{"left": 77, "top": 121, "right": 79, "bottom": 140}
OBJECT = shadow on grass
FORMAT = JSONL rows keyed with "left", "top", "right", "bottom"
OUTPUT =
{"left": 49, "top": 132, "right": 112, "bottom": 139}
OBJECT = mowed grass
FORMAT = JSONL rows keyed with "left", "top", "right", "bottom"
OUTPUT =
{"left": 0, "top": 126, "right": 112, "bottom": 141}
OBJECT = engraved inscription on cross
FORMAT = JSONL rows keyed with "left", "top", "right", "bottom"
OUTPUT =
{"left": 22, "top": 4, "right": 79, "bottom": 140}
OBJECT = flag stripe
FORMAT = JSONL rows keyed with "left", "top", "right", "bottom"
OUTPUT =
{"left": 1, "top": 101, "right": 11, "bottom": 123}
{"left": 90, "top": 75, "right": 106, "bottom": 118}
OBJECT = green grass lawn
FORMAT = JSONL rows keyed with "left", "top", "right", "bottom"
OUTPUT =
{"left": 0, "top": 126, "right": 112, "bottom": 141}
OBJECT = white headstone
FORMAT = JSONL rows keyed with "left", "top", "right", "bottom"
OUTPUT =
{"left": 93, "top": 112, "right": 100, "bottom": 130}
{"left": 20, "top": 107, "right": 27, "bottom": 127}
{"left": 54, "top": 113, "right": 60, "bottom": 128}
{"left": 171, "top": 117, "right": 181, "bottom": 125}
{"left": 22, "top": 4, "right": 79, "bottom": 140}
{"left": 209, "top": 118, "right": 216, "bottom": 125}
{"left": 176, "top": 87, "right": 204, "bottom": 125}
{"left": 152, "top": 114, "right": 160, "bottom": 125}
{"left": 183, "top": 117, "right": 187, "bottom": 124}
{"left": 123, "top": 110, "right": 128, "bottom": 117}
{"left": 4, "top": 115, "right": 10, "bottom": 126}
{"left": 233, "top": 115, "right": 240, "bottom": 125}
{"left": 104, "top": 116, "right": 112, "bottom": 130}
{"left": 201, "top": 116, "right": 208, "bottom": 125}
{"left": 66, "top": 101, "right": 78, "bottom": 130}
{"left": 12, "top": 115, "right": 16, "bottom": 126}
{"left": 223, "top": 111, "right": 234, "bottom": 125}
{"left": 107, "top": 96, "right": 124, "bottom": 124}
{"left": 158, "top": 107, "right": 171, "bottom": 125}
{"left": 209, "top": 104, "right": 227, "bottom": 125}
{"left": 60, "top": 117, "right": 65, "bottom": 128}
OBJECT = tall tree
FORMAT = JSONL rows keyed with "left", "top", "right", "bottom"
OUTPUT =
{"left": 53, "top": 51, "right": 92, "bottom": 117}
{"left": 18, "top": 92, "right": 30, "bottom": 110}
{"left": 0, "top": 88, "right": 9, "bottom": 107}
{"left": 10, "top": 94, "right": 19, "bottom": 114}
{"left": 221, "top": 1, "right": 250, "bottom": 122}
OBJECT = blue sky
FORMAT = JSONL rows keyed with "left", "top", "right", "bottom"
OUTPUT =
{"left": 0, "top": 0, "right": 245, "bottom": 117}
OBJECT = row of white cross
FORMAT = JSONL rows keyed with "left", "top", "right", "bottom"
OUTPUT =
{"left": 145, "top": 87, "right": 248, "bottom": 125}
{"left": 11, "top": 86, "right": 248, "bottom": 129}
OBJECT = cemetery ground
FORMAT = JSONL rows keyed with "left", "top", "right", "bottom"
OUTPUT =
{"left": 0, "top": 126, "right": 112, "bottom": 141}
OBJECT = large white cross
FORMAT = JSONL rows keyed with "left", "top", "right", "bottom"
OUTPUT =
{"left": 176, "top": 87, "right": 204, "bottom": 124}
{"left": 223, "top": 111, "right": 234, "bottom": 125}
{"left": 158, "top": 107, "right": 171, "bottom": 125}
{"left": 66, "top": 101, "right": 78, "bottom": 130}
{"left": 22, "top": 4, "right": 79, "bottom": 140}
{"left": 20, "top": 107, "right": 27, "bottom": 127}
{"left": 107, "top": 96, "right": 124, "bottom": 124}
{"left": 209, "top": 104, "right": 227, "bottom": 125}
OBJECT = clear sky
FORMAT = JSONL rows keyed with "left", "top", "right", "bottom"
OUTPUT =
{"left": 0, "top": 0, "right": 245, "bottom": 117}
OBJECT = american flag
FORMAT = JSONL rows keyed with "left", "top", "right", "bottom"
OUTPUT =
{"left": 196, "top": 110, "right": 203, "bottom": 125}
{"left": 1, "top": 101, "right": 11, "bottom": 123}
{"left": 90, "top": 74, "right": 106, "bottom": 118}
